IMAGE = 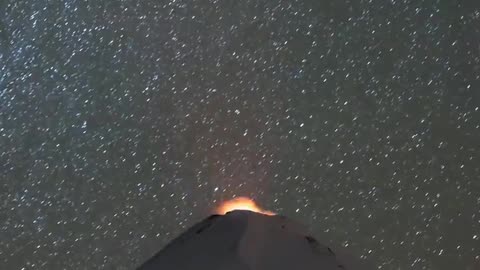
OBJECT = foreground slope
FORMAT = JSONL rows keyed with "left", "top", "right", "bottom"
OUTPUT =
{"left": 137, "top": 210, "right": 369, "bottom": 270}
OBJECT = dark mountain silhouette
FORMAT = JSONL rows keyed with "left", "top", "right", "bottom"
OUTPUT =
{"left": 137, "top": 210, "right": 372, "bottom": 270}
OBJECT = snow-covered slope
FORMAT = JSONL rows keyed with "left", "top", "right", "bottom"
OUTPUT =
{"left": 137, "top": 210, "right": 368, "bottom": 270}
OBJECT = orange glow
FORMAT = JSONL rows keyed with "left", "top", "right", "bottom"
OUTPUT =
{"left": 215, "top": 197, "right": 275, "bottom": 216}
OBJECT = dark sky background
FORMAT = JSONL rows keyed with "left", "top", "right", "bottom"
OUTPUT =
{"left": 1, "top": 0, "right": 479, "bottom": 269}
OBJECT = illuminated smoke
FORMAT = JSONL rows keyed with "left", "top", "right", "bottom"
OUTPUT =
{"left": 215, "top": 197, "right": 275, "bottom": 216}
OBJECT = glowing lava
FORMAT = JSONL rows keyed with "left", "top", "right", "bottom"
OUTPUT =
{"left": 215, "top": 197, "right": 275, "bottom": 216}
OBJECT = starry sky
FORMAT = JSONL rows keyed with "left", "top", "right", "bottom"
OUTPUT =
{"left": 1, "top": 0, "right": 479, "bottom": 269}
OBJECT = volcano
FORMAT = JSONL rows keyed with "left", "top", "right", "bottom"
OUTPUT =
{"left": 137, "top": 210, "right": 370, "bottom": 270}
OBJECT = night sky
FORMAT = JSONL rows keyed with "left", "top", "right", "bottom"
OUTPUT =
{"left": 1, "top": 1, "right": 479, "bottom": 269}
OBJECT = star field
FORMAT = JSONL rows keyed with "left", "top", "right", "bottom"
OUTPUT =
{"left": 1, "top": 1, "right": 479, "bottom": 269}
